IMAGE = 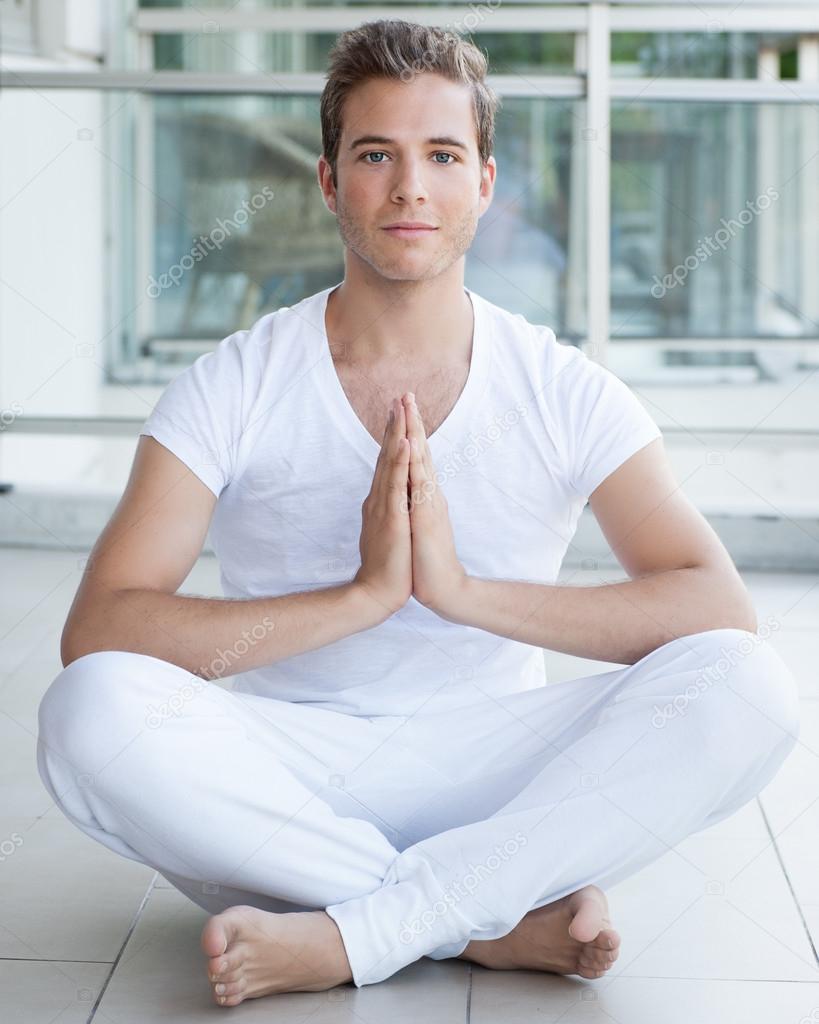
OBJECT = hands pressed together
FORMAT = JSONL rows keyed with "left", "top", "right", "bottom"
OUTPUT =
{"left": 353, "top": 392, "right": 468, "bottom": 621}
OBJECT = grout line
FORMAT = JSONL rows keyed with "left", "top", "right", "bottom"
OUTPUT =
{"left": 756, "top": 797, "right": 819, "bottom": 969}
{"left": 85, "top": 879, "right": 156, "bottom": 1023}
{"left": 0, "top": 957, "right": 117, "bottom": 964}
{"left": 601, "top": 974, "right": 819, "bottom": 983}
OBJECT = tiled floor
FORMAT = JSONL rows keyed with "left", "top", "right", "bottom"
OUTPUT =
{"left": 3, "top": 547, "right": 818, "bottom": 1021}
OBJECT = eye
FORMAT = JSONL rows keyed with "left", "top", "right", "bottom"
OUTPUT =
{"left": 362, "top": 151, "right": 389, "bottom": 163}
{"left": 433, "top": 152, "right": 456, "bottom": 164}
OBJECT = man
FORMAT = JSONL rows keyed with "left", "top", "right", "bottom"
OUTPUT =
{"left": 37, "top": 19, "right": 800, "bottom": 1010}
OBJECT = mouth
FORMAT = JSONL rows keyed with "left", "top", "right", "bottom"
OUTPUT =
{"left": 382, "top": 224, "right": 438, "bottom": 238}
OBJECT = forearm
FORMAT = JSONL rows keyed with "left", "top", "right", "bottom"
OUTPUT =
{"left": 61, "top": 582, "right": 385, "bottom": 678}
{"left": 444, "top": 567, "right": 757, "bottom": 665}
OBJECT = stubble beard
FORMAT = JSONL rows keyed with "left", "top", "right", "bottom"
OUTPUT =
{"left": 334, "top": 193, "right": 479, "bottom": 283}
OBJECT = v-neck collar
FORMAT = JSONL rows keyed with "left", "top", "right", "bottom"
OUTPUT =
{"left": 316, "top": 283, "right": 490, "bottom": 464}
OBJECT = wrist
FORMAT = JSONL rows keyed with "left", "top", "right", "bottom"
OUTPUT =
{"left": 346, "top": 580, "right": 399, "bottom": 628}
{"left": 431, "top": 573, "right": 473, "bottom": 623}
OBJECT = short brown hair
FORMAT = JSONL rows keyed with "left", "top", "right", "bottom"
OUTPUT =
{"left": 320, "top": 20, "right": 499, "bottom": 183}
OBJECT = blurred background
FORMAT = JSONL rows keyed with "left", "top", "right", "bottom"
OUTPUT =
{"left": 1, "top": 0, "right": 818, "bottom": 568}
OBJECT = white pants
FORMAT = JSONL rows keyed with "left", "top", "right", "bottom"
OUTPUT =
{"left": 36, "top": 627, "right": 800, "bottom": 987}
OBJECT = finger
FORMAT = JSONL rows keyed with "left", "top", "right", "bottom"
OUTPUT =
{"left": 404, "top": 393, "right": 426, "bottom": 442}
{"left": 404, "top": 396, "right": 435, "bottom": 495}
{"left": 408, "top": 428, "right": 427, "bottom": 508}
{"left": 389, "top": 405, "right": 411, "bottom": 515}
{"left": 420, "top": 434, "right": 434, "bottom": 478}
{"left": 376, "top": 397, "right": 405, "bottom": 488}
{"left": 371, "top": 400, "right": 395, "bottom": 490}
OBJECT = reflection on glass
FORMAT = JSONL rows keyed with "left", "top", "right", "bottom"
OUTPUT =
{"left": 610, "top": 102, "right": 818, "bottom": 341}
{"left": 611, "top": 33, "right": 796, "bottom": 79}
{"left": 467, "top": 98, "right": 584, "bottom": 338}
{"left": 148, "top": 95, "right": 343, "bottom": 356}
{"left": 138, "top": 94, "right": 584, "bottom": 373}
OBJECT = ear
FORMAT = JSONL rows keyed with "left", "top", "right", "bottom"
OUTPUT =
{"left": 478, "top": 155, "right": 497, "bottom": 218}
{"left": 317, "top": 154, "right": 338, "bottom": 215}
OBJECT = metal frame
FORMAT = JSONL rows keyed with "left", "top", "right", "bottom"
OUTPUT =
{"left": 131, "top": 4, "right": 819, "bottom": 34}
{"left": 4, "top": 70, "right": 819, "bottom": 103}
{"left": 5, "top": 417, "right": 817, "bottom": 446}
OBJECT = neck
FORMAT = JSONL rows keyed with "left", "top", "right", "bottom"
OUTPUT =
{"left": 325, "top": 256, "right": 474, "bottom": 368}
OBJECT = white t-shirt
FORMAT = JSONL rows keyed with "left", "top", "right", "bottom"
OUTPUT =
{"left": 139, "top": 284, "right": 661, "bottom": 717}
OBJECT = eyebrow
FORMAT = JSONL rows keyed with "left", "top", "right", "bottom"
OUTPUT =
{"left": 348, "top": 135, "right": 469, "bottom": 151}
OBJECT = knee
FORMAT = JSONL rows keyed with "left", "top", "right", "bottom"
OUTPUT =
{"left": 38, "top": 650, "right": 174, "bottom": 767}
{"left": 684, "top": 627, "right": 800, "bottom": 759}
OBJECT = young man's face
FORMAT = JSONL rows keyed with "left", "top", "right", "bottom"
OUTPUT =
{"left": 318, "top": 72, "right": 496, "bottom": 283}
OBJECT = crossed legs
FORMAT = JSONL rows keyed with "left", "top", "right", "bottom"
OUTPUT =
{"left": 36, "top": 627, "right": 800, "bottom": 1005}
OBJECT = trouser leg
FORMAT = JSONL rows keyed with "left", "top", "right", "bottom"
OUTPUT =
{"left": 323, "top": 628, "right": 801, "bottom": 986}
{"left": 36, "top": 650, "right": 422, "bottom": 912}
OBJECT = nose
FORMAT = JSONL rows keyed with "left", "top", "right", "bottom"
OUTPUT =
{"left": 389, "top": 157, "right": 429, "bottom": 205}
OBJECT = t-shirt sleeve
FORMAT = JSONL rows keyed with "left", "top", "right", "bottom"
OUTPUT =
{"left": 564, "top": 348, "right": 662, "bottom": 502}
{"left": 138, "top": 330, "right": 248, "bottom": 498}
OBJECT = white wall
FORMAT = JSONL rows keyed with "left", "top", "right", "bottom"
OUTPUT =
{"left": 0, "top": 1, "right": 110, "bottom": 490}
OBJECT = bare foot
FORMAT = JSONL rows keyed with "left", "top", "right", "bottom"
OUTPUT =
{"left": 201, "top": 906, "right": 353, "bottom": 1007}
{"left": 458, "top": 884, "right": 621, "bottom": 980}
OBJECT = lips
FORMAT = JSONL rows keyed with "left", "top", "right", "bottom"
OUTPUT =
{"left": 383, "top": 223, "right": 437, "bottom": 230}
{"left": 382, "top": 223, "right": 438, "bottom": 237}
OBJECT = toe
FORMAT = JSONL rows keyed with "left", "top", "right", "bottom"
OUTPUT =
{"left": 213, "top": 978, "right": 246, "bottom": 1007}
{"left": 201, "top": 912, "right": 233, "bottom": 959}
{"left": 567, "top": 886, "right": 610, "bottom": 943}
{"left": 578, "top": 948, "right": 612, "bottom": 971}
{"left": 575, "top": 961, "right": 608, "bottom": 980}
{"left": 208, "top": 957, "right": 232, "bottom": 981}
{"left": 594, "top": 928, "right": 621, "bottom": 952}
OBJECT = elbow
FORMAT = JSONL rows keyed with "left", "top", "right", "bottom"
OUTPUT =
{"left": 690, "top": 565, "right": 758, "bottom": 635}
{"left": 718, "top": 596, "right": 758, "bottom": 635}
{"left": 60, "top": 626, "right": 95, "bottom": 669}
{"left": 731, "top": 586, "right": 758, "bottom": 634}
{"left": 60, "top": 631, "right": 81, "bottom": 669}
{"left": 736, "top": 606, "right": 758, "bottom": 634}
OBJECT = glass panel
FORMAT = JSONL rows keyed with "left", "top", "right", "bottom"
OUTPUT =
{"left": 610, "top": 101, "right": 819, "bottom": 343}
{"left": 146, "top": 94, "right": 339, "bottom": 357}
{"left": 135, "top": 93, "right": 583, "bottom": 378}
{"left": 468, "top": 97, "right": 585, "bottom": 338}
{"left": 611, "top": 32, "right": 798, "bottom": 79}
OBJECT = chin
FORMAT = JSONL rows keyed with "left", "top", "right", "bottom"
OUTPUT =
{"left": 367, "top": 248, "right": 457, "bottom": 283}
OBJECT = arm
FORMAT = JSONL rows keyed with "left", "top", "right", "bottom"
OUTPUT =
{"left": 61, "top": 436, "right": 386, "bottom": 677}
{"left": 438, "top": 438, "right": 757, "bottom": 665}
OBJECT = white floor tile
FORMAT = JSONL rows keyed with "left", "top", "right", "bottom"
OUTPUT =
{"left": 0, "top": 814, "right": 154, "bottom": 962}
{"left": 3, "top": 960, "right": 112, "bottom": 1024}
{"left": 606, "top": 832, "right": 818, "bottom": 981}
{"left": 470, "top": 973, "right": 819, "bottom": 1023}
